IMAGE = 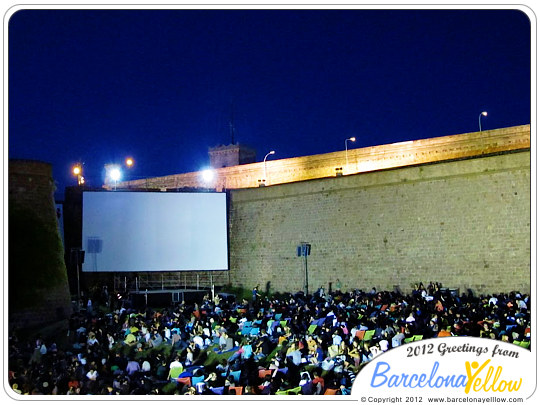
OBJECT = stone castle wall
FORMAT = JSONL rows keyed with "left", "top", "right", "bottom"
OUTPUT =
{"left": 117, "top": 125, "right": 530, "bottom": 192}
{"left": 228, "top": 150, "right": 530, "bottom": 295}
{"left": 8, "top": 160, "right": 72, "bottom": 330}
{"left": 104, "top": 125, "right": 530, "bottom": 296}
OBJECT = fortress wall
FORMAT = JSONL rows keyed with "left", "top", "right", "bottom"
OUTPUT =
{"left": 9, "top": 160, "right": 72, "bottom": 330}
{"left": 228, "top": 150, "right": 531, "bottom": 295}
{"left": 118, "top": 125, "right": 530, "bottom": 192}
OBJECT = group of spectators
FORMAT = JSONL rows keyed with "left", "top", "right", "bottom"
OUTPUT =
{"left": 8, "top": 282, "right": 531, "bottom": 395}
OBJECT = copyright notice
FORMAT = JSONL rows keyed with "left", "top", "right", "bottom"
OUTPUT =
{"left": 360, "top": 396, "right": 524, "bottom": 403}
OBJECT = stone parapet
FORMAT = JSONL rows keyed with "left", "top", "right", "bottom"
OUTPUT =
{"left": 115, "top": 125, "right": 530, "bottom": 192}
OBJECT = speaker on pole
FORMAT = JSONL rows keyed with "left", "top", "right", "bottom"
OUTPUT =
{"left": 79, "top": 250, "right": 85, "bottom": 264}
{"left": 297, "top": 242, "right": 311, "bottom": 295}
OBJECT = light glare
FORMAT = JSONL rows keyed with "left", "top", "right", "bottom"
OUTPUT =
{"left": 109, "top": 167, "right": 122, "bottom": 182}
{"left": 202, "top": 169, "right": 214, "bottom": 182}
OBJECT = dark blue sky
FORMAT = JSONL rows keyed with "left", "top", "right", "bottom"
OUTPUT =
{"left": 8, "top": 8, "right": 532, "bottom": 198}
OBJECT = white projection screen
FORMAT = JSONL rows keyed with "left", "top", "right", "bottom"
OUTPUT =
{"left": 82, "top": 191, "right": 229, "bottom": 272}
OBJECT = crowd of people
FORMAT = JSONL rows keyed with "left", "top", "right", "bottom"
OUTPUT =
{"left": 8, "top": 282, "right": 531, "bottom": 395}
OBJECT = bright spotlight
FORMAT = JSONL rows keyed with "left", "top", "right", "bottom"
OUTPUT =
{"left": 109, "top": 167, "right": 122, "bottom": 182}
{"left": 201, "top": 169, "right": 215, "bottom": 183}
{"left": 125, "top": 158, "right": 134, "bottom": 167}
{"left": 105, "top": 164, "right": 122, "bottom": 184}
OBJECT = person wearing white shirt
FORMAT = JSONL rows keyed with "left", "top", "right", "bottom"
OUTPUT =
{"left": 142, "top": 360, "right": 151, "bottom": 373}
{"left": 193, "top": 335, "right": 204, "bottom": 349}
{"left": 164, "top": 327, "right": 171, "bottom": 342}
{"left": 332, "top": 332, "right": 342, "bottom": 346}
{"left": 86, "top": 368, "right": 98, "bottom": 381}
{"left": 107, "top": 333, "right": 115, "bottom": 350}
{"left": 321, "top": 357, "right": 335, "bottom": 371}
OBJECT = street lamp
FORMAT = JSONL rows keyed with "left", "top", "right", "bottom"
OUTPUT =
{"left": 263, "top": 150, "right": 275, "bottom": 184}
{"left": 479, "top": 111, "right": 488, "bottom": 132}
{"left": 72, "top": 164, "right": 84, "bottom": 186}
{"left": 105, "top": 164, "right": 122, "bottom": 190}
{"left": 125, "top": 157, "right": 134, "bottom": 168}
{"left": 345, "top": 137, "right": 356, "bottom": 171}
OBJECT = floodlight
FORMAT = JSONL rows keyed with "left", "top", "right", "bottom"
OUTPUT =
{"left": 109, "top": 167, "right": 122, "bottom": 182}
{"left": 202, "top": 169, "right": 215, "bottom": 183}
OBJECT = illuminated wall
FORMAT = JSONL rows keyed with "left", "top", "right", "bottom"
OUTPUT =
{"left": 228, "top": 149, "right": 530, "bottom": 295}
{"left": 113, "top": 125, "right": 530, "bottom": 295}
{"left": 117, "top": 125, "right": 530, "bottom": 192}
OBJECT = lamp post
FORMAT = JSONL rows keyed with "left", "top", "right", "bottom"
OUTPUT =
{"left": 479, "top": 111, "right": 488, "bottom": 132}
{"left": 263, "top": 150, "right": 275, "bottom": 184}
{"left": 345, "top": 137, "right": 356, "bottom": 172}
{"left": 105, "top": 164, "right": 122, "bottom": 191}
{"left": 72, "top": 164, "right": 84, "bottom": 186}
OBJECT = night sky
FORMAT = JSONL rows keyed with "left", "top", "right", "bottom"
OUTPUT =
{"left": 8, "top": 8, "right": 532, "bottom": 199}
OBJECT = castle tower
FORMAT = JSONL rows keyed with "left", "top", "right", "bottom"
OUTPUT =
{"left": 208, "top": 144, "right": 257, "bottom": 168}
{"left": 8, "top": 159, "right": 72, "bottom": 331}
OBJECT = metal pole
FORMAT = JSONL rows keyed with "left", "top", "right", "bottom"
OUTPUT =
{"left": 345, "top": 139, "right": 349, "bottom": 168}
{"left": 479, "top": 112, "right": 487, "bottom": 132}
{"left": 263, "top": 151, "right": 275, "bottom": 185}
{"left": 304, "top": 253, "right": 308, "bottom": 296}
{"left": 210, "top": 272, "right": 214, "bottom": 300}
{"left": 76, "top": 250, "right": 81, "bottom": 306}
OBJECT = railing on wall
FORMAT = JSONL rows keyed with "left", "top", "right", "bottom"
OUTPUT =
{"left": 113, "top": 271, "right": 229, "bottom": 293}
